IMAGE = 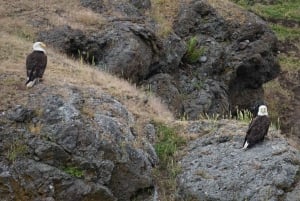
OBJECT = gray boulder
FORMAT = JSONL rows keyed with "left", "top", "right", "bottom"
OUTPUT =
{"left": 177, "top": 120, "right": 300, "bottom": 201}
{"left": 38, "top": 22, "right": 161, "bottom": 83}
{"left": 0, "top": 85, "right": 157, "bottom": 201}
{"left": 80, "top": 0, "right": 151, "bottom": 17}
{"left": 38, "top": 0, "right": 281, "bottom": 119}
{"left": 168, "top": 0, "right": 280, "bottom": 117}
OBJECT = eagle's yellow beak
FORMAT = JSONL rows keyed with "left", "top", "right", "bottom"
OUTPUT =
{"left": 40, "top": 42, "right": 47, "bottom": 48}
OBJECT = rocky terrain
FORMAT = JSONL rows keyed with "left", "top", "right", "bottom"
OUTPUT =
{"left": 0, "top": 0, "right": 299, "bottom": 200}
{"left": 1, "top": 85, "right": 158, "bottom": 201}
{"left": 36, "top": 0, "right": 281, "bottom": 119}
{"left": 230, "top": 0, "right": 300, "bottom": 157}
{"left": 177, "top": 120, "right": 300, "bottom": 201}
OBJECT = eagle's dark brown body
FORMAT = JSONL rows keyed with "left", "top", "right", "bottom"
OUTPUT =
{"left": 26, "top": 50, "right": 47, "bottom": 86}
{"left": 243, "top": 115, "right": 270, "bottom": 148}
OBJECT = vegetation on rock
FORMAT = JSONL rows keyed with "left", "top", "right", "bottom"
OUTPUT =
{"left": 0, "top": 0, "right": 299, "bottom": 200}
{"left": 184, "top": 37, "right": 206, "bottom": 63}
{"left": 231, "top": 0, "right": 300, "bottom": 144}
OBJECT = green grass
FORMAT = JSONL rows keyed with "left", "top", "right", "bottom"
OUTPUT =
{"left": 6, "top": 140, "right": 28, "bottom": 162}
{"left": 231, "top": 0, "right": 300, "bottom": 43}
{"left": 152, "top": 122, "right": 186, "bottom": 201}
{"left": 231, "top": 0, "right": 252, "bottom": 7}
{"left": 63, "top": 166, "right": 84, "bottom": 178}
{"left": 232, "top": 0, "right": 300, "bottom": 22}
{"left": 250, "top": 1, "right": 300, "bottom": 22}
{"left": 236, "top": 109, "right": 253, "bottom": 123}
{"left": 270, "top": 24, "right": 300, "bottom": 41}
{"left": 154, "top": 123, "right": 186, "bottom": 167}
{"left": 184, "top": 37, "right": 206, "bottom": 63}
{"left": 279, "top": 55, "right": 300, "bottom": 72}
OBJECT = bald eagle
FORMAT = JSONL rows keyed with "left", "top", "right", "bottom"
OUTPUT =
{"left": 242, "top": 105, "right": 270, "bottom": 149}
{"left": 26, "top": 42, "right": 47, "bottom": 88}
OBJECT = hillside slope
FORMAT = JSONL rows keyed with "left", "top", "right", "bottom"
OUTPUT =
{"left": 231, "top": 0, "right": 300, "bottom": 148}
{"left": 1, "top": 0, "right": 299, "bottom": 200}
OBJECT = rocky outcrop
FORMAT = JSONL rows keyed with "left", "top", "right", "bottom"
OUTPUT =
{"left": 0, "top": 85, "right": 157, "bottom": 201}
{"left": 38, "top": 0, "right": 280, "bottom": 119}
{"left": 1, "top": 85, "right": 300, "bottom": 201}
{"left": 80, "top": 0, "right": 151, "bottom": 18}
{"left": 169, "top": 0, "right": 280, "bottom": 118}
{"left": 177, "top": 120, "right": 300, "bottom": 201}
{"left": 38, "top": 22, "right": 161, "bottom": 83}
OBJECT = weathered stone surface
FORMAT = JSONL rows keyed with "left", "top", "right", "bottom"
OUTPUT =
{"left": 81, "top": 0, "right": 149, "bottom": 17}
{"left": 170, "top": 0, "right": 280, "bottom": 117}
{"left": 177, "top": 120, "right": 300, "bottom": 201}
{"left": 80, "top": 0, "right": 105, "bottom": 13}
{"left": 39, "top": 22, "right": 161, "bottom": 83}
{"left": 38, "top": 0, "right": 281, "bottom": 119}
{"left": 7, "top": 105, "right": 34, "bottom": 123}
{"left": 0, "top": 85, "right": 156, "bottom": 201}
{"left": 129, "top": 0, "right": 151, "bottom": 10}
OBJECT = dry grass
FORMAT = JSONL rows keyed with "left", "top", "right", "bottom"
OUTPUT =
{"left": 46, "top": 51, "right": 174, "bottom": 122}
{"left": 47, "top": 5, "right": 107, "bottom": 30}
{"left": 148, "top": 0, "right": 260, "bottom": 37}
{"left": 0, "top": 0, "right": 174, "bottom": 127}
{"left": 264, "top": 78, "right": 293, "bottom": 127}
{"left": 72, "top": 9, "right": 106, "bottom": 28}
{"left": 0, "top": 0, "right": 107, "bottom": 33}
{"left": 0, "top": 34, "right": 173, "bottom": 127}
{"left": 207, "top": 0, "right": 253, "bottom": 24}
{"left": 149, "top": 0, "right": 182, "bottom": 37}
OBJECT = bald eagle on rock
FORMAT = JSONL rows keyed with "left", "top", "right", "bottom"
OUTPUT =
{"left": 26, "top": 42, "right": 47, "bottom": 88}
{"left": 242, "top": 105, "right": 271, "bottom": 149}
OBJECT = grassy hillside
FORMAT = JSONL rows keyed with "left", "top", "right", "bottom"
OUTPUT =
{"left": 1, "top": 0, "right": 297, "bottom": 200}
{"left": 0, "top": 0, "right": 175, "bottom": 128}
{"left": 231, "top": 0, "right": 300, "bottom": 132}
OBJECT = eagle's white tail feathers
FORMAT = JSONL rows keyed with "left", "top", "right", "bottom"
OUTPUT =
{"left": 242, "top": 141, "right": 249, "bottom": 150}
{"left": 26, "top": 79, "right": 37, "bottom": 88}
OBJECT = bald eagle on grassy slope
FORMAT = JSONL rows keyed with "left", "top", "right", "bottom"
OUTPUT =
{"left": 26, "top": 42, "right": 47, "bottom": 88}
{"left": 242, "top": 105, "right": 271, "bottom": 149}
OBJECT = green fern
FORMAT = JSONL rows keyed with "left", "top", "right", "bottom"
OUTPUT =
{"left": 185, "top": 37, "right": 205, "bottom": 63}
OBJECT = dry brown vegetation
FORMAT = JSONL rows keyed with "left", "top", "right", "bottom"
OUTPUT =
{"left": 1, "top": 0, "right": 296, "bottom": 199}
{"left": 149, "top": 0, "right": 182, "bottom": 36}
{"left": 207, "top": 0, "right": 252, "bottom": 24}
{"left": 0, "top": 0, "right": 174, "bottom": 130}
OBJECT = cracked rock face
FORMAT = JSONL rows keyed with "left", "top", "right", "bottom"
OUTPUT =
{"left": 0, "top": 85, "right": 156, "bottom": 201}
{"left": 177, "top": 120, "right": 300, "bottom": 201}
{"left": 38, "top": 0, "right": 280, "bottom": 120}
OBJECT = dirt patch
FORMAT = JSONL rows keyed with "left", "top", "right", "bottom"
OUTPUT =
{"left": 267, "top": 18, "right": 300, "bottom": 28}
{"left": 278, "top": 40, "right": 300, "bottom": 56}
{"left": 277, "top": 69, "right": 300, "bottom": 146}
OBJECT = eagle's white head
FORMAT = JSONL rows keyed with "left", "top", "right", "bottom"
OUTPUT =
{"left": 33, "top": 42, "right": 47, "bottom": 53}
{"left": 257, "top": 105, "right": 268, "bottom": 116}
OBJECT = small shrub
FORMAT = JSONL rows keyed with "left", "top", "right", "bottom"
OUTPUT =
{"left": 7, "top": 140, "right": 27, "bottom": 162}
{"left": 152, "top": 122, "right": 186, "bottom": 201}
{"left": 184, "top": 37, "right": 205, "bottom": 63}
{"left": 63, "top": 166, "right": 84, "bottom": 178}
{"left": 154, "top": 123, "right": 186, "bottom": 167}
{"left": 236, "top": 109, "right": 253, "bottom": 123}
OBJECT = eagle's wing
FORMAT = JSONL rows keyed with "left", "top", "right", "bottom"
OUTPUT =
{"left": 38, "top": 54, "right": 47, "bottom": 78}
{"left": 262, "top": 117, "right": 271, "bottom": 137}
{"left": 246, "top": 117, "right": 256, "bottom": 135}
{"left": 26, "top": 52, "right": 47, "bottom": 82}
{"left": 26, "top": 53, "right": 37, "bottom": 78}
{"left": 246, "top": 116, "right": 270, "bottom": 145}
